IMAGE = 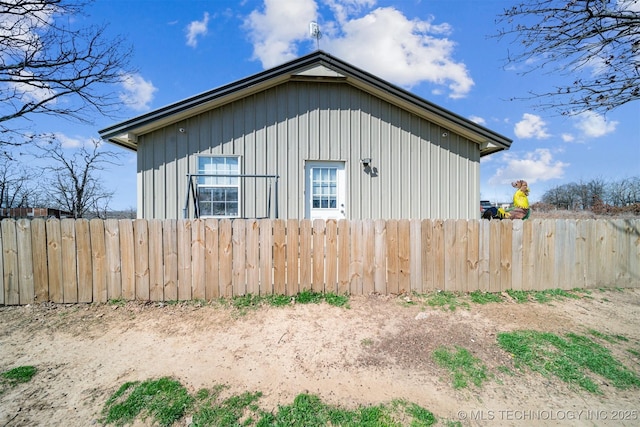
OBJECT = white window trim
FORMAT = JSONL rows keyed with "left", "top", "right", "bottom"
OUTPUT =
{"left": 197, "top": 155, "right": 241, "bottom": 218}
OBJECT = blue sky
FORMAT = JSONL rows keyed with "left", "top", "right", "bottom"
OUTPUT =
{"left": 19, "top": 0, "right": 640, "bottom": 210}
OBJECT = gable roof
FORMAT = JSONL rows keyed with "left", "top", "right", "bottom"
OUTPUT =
{"left": 99, "top": 50, "right": 512, "bottom": 156}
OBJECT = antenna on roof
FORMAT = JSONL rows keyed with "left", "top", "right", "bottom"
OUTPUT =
{"left": 309, "top": 21, "right": 321, "bottom": 50}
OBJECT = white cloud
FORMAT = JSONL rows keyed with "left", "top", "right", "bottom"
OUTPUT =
{"left": 489, "top": 148, "right": 568, "bottom": 186}
{"left": 243, "top": 1, "right": 474, "bottom": 99}
{"left": 186, "top": 12, "right": 210, "bottom": 48}
{"left": 514, "top": 113, "right": 550, "bottom": 139}
{"left": 468, "top": 115, "right": 486, "bottom": 126}
{"left": 53, "top": 132, "right": 84, "bottom": 149}
{"left": 573, "top": 111, "right": 618, "bottom": 138}
{"left": 561, "top": 133, "right": 575, "bottom": 142}
{"left": 244, "top": 0, "right": 318, "bottom": 67}
{"left": 119, "top": 73, "right": 157, "bottom": 111}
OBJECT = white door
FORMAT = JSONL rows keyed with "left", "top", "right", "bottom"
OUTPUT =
{"left": 305, "top": 161, "right": 346, "bottom": 219}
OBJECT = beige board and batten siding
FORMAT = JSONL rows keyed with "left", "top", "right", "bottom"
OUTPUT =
{"left": 137, "top": 80, "right": 480, "bottom": 220}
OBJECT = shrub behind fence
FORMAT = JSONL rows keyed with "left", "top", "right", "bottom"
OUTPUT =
{"left": 1, "top": 218, "right": 638, "bottom": 305}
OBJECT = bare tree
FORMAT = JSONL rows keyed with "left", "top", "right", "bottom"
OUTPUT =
{"left": 0, "top": 0, "right": 133, "bottom": 146}
{"left": 37, "top": 138, "right": 121, "bottom": 218}
{"left": 0, "top": 156, "right": 39, "bottom": 208}
{"left": 496, "top": 0, "right": 640, "bottom": 115}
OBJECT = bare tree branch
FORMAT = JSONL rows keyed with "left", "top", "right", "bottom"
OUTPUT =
{"left": 0, "top": 0, "right": 134, "bottom": 145}
{"left": 495, "top": 0, "right": 640, "bottom": 115}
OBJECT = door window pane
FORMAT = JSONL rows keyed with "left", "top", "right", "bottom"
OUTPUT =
{"left": 311, "top": 167, "right": 337, "bottom": 210}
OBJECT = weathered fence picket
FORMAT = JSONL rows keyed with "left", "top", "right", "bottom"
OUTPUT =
{"left": 0, "top": 217, "right": 638, "bottom": 305}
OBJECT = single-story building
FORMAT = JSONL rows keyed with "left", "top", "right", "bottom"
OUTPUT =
{"left": 99, "top": 50, "right": 511, "bottom": 220}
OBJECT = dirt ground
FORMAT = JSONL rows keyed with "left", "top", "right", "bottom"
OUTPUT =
{"left": 1, "top": 289, "right": 640, "bottom": 427}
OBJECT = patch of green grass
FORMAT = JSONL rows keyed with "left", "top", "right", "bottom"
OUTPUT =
{"left": 102, "top": 380, "right": 437, "bottom": 427}
{"left": 323, "top": 292, "right": 350, "bottom": 307}
{"left": 627, "top": 348, "right": 640, "bottom": 358}
{"left": 469, "top": 290, "right": 502, "bottom": 304}
{"left": 108, "top": 297, "right": 126, "bottom": 307}
{"left": 505, "top": 289, "right": 530, "bottom": 303}
{"left": 497, "top": 331, "right": 640, "bottom": 393}
{"left": 1, "top": 366, "right": 37, "bottom": 387}
{"left": 533, "top": 288, "right": 581, "bottom": 303}
{"left": 101, "top": 377, "right": 193, "bottom": 427}
{"left": 192, "top": 384, "right": 263, "bottom": 427}
{"left": 432, "top": 346, "right": 488, "bottom": 389}
{"left": 588, "top": 329, "right": 629, "bottom": 343}
{"left": 263, "top": 294, "right": 292, "bottom": 307}
{"left": 295, "top": 289, "right": 324, "bottom": 304}
{"left": 425, "top": 290, "right": 469, "bottom": 311}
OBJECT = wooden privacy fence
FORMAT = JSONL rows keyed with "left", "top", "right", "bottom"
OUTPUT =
{"left": 1, "top": 218, "right": 639, "bottom": 305}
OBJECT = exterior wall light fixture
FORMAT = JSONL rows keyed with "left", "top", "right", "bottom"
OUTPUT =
{"left": 361, "top": 158, "right": 372, "bottom": 168}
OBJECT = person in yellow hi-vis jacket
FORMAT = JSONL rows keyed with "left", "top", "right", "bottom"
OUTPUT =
{"left": 498, "top": 180, "right": 531, "bottom": 220}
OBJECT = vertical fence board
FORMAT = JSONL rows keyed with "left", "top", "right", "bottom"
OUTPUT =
{"left": 362, "top": 220, "right": 374, "bottom": 294}
{"left": 466, "top": 220, "right": 480, "bottom": 292}
{"left": 286, "top": 219, "right": 299, "bottom": 295}
{"left": 398, "top": 220, "right": 410, "bottom": 293}
{"left": 46, "top": 219, "right": 63, "bottom": 303}
{"left": 105, "top": 219, "right": 122, "bottom": 300}
{"left": 489, "top": 220, "right": 501, "bottom": 293}
{"left": 259, "top": 219, "right": 273, "bottom": 295}
{"left": 273, "top": 219, "right": 286, "bottom": 294}
{"left": 90, "top": 219, "right": 107, "bottom": 303}
{"left": 191, "top": 220, "right": 205, "bottom": 300}
{"left": 455, "top": 220, "right": 468, "bottom": 293}
{"left": 631, "top": 220, "right": 640, "bottom": 288}
{"left": 76, "top": 219, "right": 93, "bottom": 303}
{"left": 218, "top": 219, "right": 233, "bottom": 297}
{"left": 245, "top": 220, "right": 260, "bottom": 295}
{"left": 433, "top": 220, "right": 446, "bottom": 291}
{"left": 119, "top": 220, "right": 135, "bottom": 300}
{"left": 386, "top": 220, "right": 399, "bottom": 294}
{"left": 337, "top": 219, "right": 349, "bottom": 295}
{"left": 615, "top": 219, "right": 631, "bottom": 286}
{"left": 0, "top": 223, "right": 4, "bottom": 305}
{"left": 299, "top": 220, "right": 312, "bottom": 292}
{"left": 324, "top": 220, "right": 337, "bottom": 293}
{"left": 521, "top": 220, "right": 534, "bottom": 291}
{"left": 204, "top": 219, "right": 219, "bottom": 300}
{"left": 2, "top": 220, "right": 19, "bottom": 304}
{"left": 232, "top": 220, "right": 246, "bottom": 296}
{"left": 134, "top": 219, "right": 150, "bottom": 301}
{"left": 543, "top": 220, "right": 556, "bottom": 289}
{"left": 31, "top": 219, "right": 48, "bottom": 303}
{"left": 530, "top": 220, "right": 545, "bottom": 291}
{"left": 148, "top": 219, "right": 164, "bottom": 301}
{"left": 500, "top": 220, "right": 513, "bottom": 292}
{"left": 162, "top": 219, "right": 178, "bottom": 301}
{"left": 478, "top": 220, "right": 490, "bottom": 291}
{"left": 444, "top": 220, "right": 456, "bottom": 292}
{"left": 312, "top": 219, "right": 326, "bottom": 292}
{"left": 510, "top": 220, "right": 523, "bottom": 291}
{"left": 16, "top": 220, "right": 34, "bottom": 304}
{"left": 421, "top": 219, "right": 434, "bottom": 292}
{"left": 61, "top": 219, "right": 78, "bottom": 303}
{"left": 374, "top": 219, "right": 386, "bottom": 294}
{"left": 554, "top": 220, "right": 567, "bottom": 289}
{"left": 565, "top": 220, "right": 577, "bottom": 290}
{"left": 409, "top": 220, "right": 422, "bottom": 293}
{"left": 177, "top": 220, "right": 192, "bottom": 300}
{"left": 349, "top": 220, "right": 363, "bottom": 295}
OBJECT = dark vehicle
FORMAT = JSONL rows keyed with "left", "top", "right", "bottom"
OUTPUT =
{"left": 480, "top": 200, "right": 493, "bottom": 214}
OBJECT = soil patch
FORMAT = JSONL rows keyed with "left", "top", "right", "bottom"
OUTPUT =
{"left": 1, "top": 289, "right": 639, "bottom": 426}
